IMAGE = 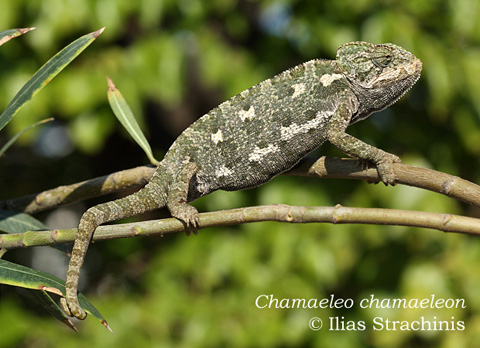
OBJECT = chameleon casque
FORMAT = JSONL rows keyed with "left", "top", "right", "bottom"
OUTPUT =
{"left": 61, "top": 41, "right": 422, "bottom": 319}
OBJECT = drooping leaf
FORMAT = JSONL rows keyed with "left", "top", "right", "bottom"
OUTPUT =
{"left": 0, "top": 27, "right": 35, "bottom": 47}
{"left": 0, "top": 28, "right": 105, "bottom": 132}
{"left": 0, "top": 259, "right": 111, "bottom": 331}
{"left": 0, "top": 117, "right": 54, "bottom": 157}
{"left": 0, "top": 210, "right": 48, "bottom": 233}
{"left": 0, "top": 210, "right": 69, "bottom": 254}
{"left": 31, "top": 290, "right": 78, "bottom": 332}
{"left": 107, "top": 77, "right": 159, "bottom": 165}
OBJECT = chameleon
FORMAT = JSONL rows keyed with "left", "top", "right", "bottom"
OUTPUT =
{"left": 61, "top": 41, "right": 422, "bottom": 319}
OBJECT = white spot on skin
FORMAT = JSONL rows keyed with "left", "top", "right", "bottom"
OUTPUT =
{"left": 249, "top": 144, "right": 279, "bottom": 162}
{"left": 291, "top": 83, "right": 306, "bottom": 98}
{"left": 259, "top": 78, "right": 273, "bottom": 90}
{"left": 238, "top": 105, "right": 256, "bottom": 121}
{"left": 303, "top": 60, "right": 316, "bottom": 70}
{"left": 240, "top": 89, "right": 250, "bottom": 98}
{"left": 320, "top": 73, "right": 343, "bottom": 87}
{"left": 280, "top": 111, "right": 332, "bottom": 141}
{"left": 195, "top": 175, "right": 209, "bottom": 195}
{"left": 211, "top": 129, "right": 223, "bottom": 144}
{"left": 371, "top": 68, "right": 401, "bottom": 87}
{"left": 181, "top": 156, "right": 192, "bottom": 165}
{"left": 216, "top": 165, "right": 233, "bottom": 177}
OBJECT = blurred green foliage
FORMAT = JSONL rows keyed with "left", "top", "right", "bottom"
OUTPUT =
{"left": 1, "top": 0, "right": 480, "bottom": 347}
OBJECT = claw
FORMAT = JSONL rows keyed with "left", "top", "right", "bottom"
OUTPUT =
{"left": 60, "top": 298, "right": 72, "bottom": 317}
{"left": 185, "top": 214, "right": 200, "bottom": 236}
{"left": 61, "top": 295, "right": 86, "bottom": 320}
{"left": 375, "top": 154, "right": 401, "bottom": 186}
{"left": 173, "top": 204, "right": 200, "bottom": 236}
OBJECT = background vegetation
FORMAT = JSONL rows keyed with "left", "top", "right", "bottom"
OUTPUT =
{"left": 1, "top": 0, "right": 480, "bottom": 346}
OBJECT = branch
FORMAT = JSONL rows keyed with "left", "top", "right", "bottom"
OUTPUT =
{"left": 1, "top": 156, "right": 479, "bottom": 214}
{"left": 0, "top": 165, "right": 155, "bottom": 214}
{"left": 287, "top": 157, "right": 480, "bottom": 207}
{"left": 1, "top": 204, "right": 480, "bottom": 250}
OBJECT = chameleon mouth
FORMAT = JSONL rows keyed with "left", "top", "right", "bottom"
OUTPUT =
{"left": 404, "top": 58, "right": 423, "bottom": 87}
{"left": 372, "top": 57, "right": 422, "bottom": 88}
{"left": 408, "top": 57, "right": 423, "bottom": 76}
{"left": 402, "top": 57, "right": 423, "bottom": 89}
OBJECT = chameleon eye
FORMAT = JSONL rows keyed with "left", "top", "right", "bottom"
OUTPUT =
{"left": 373, "top": 54, "right": 393, "bottom": 68}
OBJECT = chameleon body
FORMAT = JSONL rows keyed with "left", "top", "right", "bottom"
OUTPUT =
{"left": 61, "top": 41, "right": 422, "bottom": 319}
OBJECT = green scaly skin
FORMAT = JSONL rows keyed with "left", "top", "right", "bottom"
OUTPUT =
{"left": 62, "top": 41, "right": 422, "bottom": 319}
{"left": 60, "top": 167, "right": 171, "bottom": 319}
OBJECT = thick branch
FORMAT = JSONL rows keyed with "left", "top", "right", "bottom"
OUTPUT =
{"left": 1, "top": 157, "right": 480, "bottom": 215}
{"left": 1, "top": 204, "right": 479, "bottom": 251}
{"left": 0, "top": 165, "right": 154, "bottom": 214}
{"left": 288, "top": 157, "right": 480, "bottom": 207}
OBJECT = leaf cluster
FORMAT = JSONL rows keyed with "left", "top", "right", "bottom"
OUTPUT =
{"left": 0, "top": 27, "right": 110, "bottom": 332}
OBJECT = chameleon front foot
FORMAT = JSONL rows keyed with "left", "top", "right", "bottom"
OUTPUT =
{"left": 374, "top": 153, "right": 401, "bottom": 186}
{"left": 166, "top": 162, "right": 200, "bottom": 235}
{"left": 169, "top": 200, "right": 200, "bottom": 235}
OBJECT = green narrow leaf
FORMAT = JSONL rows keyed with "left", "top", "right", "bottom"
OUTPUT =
{"left": 0, "top": 27, "right": 105, "bottom": 132}
{"left": 0, "top": 210, "right": 48, "bottom": 233}
{"left": 0, "top": 259, "right": 111, "bottom": 331}
{"left": 0, "top": 117, "right": 53, "bottom": 157}
{"left": 107, "top": 77, "right": 159, "bottom": 166}
{"left": 0, "top": 27, "right": 35, "bottom": 47}
{"left": 32, "top": 290, "right": 78, "bottom": 332}
{"left": 0, "top": 209, "right": 69, "bottom": 254}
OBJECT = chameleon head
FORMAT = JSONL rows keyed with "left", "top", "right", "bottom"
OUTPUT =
{"left": 337, "top": 41, "right": 422, "bottom": 89}
{"left": 336, "top": 41, "right": 422, "bottom": 122}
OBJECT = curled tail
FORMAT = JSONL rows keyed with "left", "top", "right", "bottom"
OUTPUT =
{"left": 61, "top": 170, "right": 169, "bottom": 319}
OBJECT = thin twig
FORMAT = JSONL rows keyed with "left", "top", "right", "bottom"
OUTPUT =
{"left": 1, "top": 204, "right": 480, "bottom": 250}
